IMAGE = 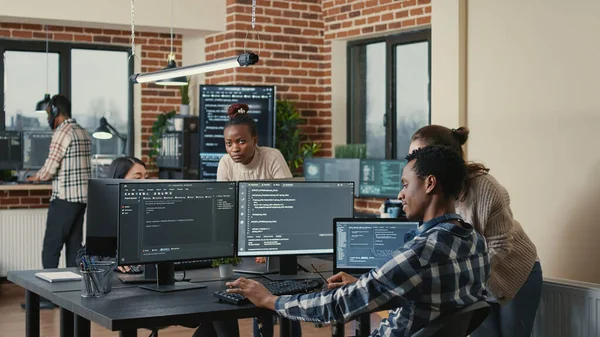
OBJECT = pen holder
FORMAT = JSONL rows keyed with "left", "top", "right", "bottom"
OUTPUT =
{"left": 81, "top": 269, "right": 106, "bottom": 298}
{"left": 92, "top": 261, "right": 115, "bottom": 294}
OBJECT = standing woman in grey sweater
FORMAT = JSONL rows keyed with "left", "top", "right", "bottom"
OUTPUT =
{"left": 409, "top": 125, "right": 542, "bottom": 337}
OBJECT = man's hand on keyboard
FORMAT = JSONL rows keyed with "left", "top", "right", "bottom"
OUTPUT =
{"left": 327, "top": 272, "right": 358, "bottom": 290}
{"left": 226, "top": 277, "right": 277, "bottom": 310}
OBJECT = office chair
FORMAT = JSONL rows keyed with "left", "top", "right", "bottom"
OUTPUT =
{"left": 411, "top": 301, "right": 490, "bottom": 337}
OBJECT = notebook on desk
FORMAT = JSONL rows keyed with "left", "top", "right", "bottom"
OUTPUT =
{"left": 333, "top": 218, "right": 419, "bottom": 277}
{"left": 34, "top": 271, "right": 82, "bottom": 283}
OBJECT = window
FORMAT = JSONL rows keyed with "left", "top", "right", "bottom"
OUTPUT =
{"left": 347, "top": 30, "right": 431, "bottom": 159}
{"left": 3, "top": 51, "right": 59, "bottom": 130}
{"left": 71, "top": 49, "right": 130, "bottom": 155}
{"left": 0, "top": 39, "right": 133, "bottom": 156}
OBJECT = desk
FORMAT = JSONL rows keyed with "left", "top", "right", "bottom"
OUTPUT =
{"left": 8, "top": 268, "right": 287, "bottom": 337}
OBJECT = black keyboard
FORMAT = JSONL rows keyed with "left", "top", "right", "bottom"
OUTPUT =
{"left": 214, "top": 279, "right": 324, "bottom": 305}
{"left": 214, "top": 291, "right": 250, "bottom": 305}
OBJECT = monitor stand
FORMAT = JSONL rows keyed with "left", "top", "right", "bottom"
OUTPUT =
{"left": 233, "top": 257, "right": 280, "bottom": 275}
{"left": 264, "top": 256, "right": 321, "bottom": 281}
{"left": 139, "top": 263, "right": 207, "bottom": 293}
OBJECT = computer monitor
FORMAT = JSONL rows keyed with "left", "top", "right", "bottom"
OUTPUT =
{"left": 198, "top": 85, "right": 276, "bottom": 180}
{"left": 118, "top": 180, "right": 237, "bottom": 292}
{"left": 333, "top": 218, "right": 419, "bottom": 276}
{"left": 237, "top": 181, "right": 355, "bottom": 274}
{"left": 86, "top": 179, "right": 121, "bottom": 258}
{"left": 358, "top": 159, "right": 407, "bottom": 198}
{"left": 22, "top": 131, "right": 52, "bottom": 169}
{"left": 0, "top": 131, "right": 23, "bottom": 170}
{"left": 304, "top": 158, "right": 360, "bottom": 196}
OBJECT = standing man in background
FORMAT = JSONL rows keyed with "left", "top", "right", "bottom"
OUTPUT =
{"left": 28, "top": 94, "right": 91, "bottom": 272}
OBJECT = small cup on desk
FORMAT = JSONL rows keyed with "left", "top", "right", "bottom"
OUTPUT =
{"left": 81, "top": 269, "right": 106, "bottom": 298}
{"left": 387, "top": 206, "right": 401, "bottom": 218}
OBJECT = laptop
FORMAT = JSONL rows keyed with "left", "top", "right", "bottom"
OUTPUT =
{"left": 333, "top": 218, "right": 419, "bottom": 277}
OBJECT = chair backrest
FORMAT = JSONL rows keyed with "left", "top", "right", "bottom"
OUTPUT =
{"left": 411, "top": 301, "right": 490, "bottom": 337}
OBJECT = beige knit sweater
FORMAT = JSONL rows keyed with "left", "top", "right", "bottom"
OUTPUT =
{"left": 216, "top": 146, "right": 292, "bottom": 181}
{"left": 456, "top": 173, "right": 538, "bottom": 304}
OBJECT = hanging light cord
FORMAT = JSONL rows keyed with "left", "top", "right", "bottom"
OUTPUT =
{"left": 170, "top": 0, "right": 174, "bottom": 55}
{"left": 252, "top": 0, "right": 256, "bottom": 30}
{"left": 129, "top": 0, "right": 136, "bottom": 60}
{"left": 244, "top": 0, "right": 260, "bottom": 54}
{"left": 44, "top": 25, "right": 49, "bottom": 94}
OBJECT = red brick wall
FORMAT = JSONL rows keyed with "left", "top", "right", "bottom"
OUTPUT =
{"left": 0, "top": 22, "right": 183, "bottom": 172}
{"left": 204, "top": 0, "right": 431, "bottom": 213}
{"left": 205, "top": 0, "right": 331, "bottom": 155}
{"left": 0, "top": 187, "right": 51, "bottom": 210}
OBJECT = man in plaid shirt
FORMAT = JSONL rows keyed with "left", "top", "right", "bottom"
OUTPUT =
{"left": 28, "top": 94, "right": 91, "bottom": 270}
{"left": 227, "top": 145, "right": 490, "bottom": 336}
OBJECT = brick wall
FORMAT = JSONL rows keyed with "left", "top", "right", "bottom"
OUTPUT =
{"left": 0, "top": 22, "right": 183, "bottom": 172}
{"left": 0, "top": 187, "right": 51, "bottom": 210}
{"left": 204, "top": 0, "right": 431, "bottom": 213}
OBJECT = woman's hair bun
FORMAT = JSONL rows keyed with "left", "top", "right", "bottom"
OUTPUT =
{"left": 452, "top": 126, "right": 470, "bottom": 145}
{"left": 227, "top": 103, "right": 250, "bottom": 120}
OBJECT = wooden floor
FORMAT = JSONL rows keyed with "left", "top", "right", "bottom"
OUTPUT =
{"left": 0, "top": 282, "right": 384, "bottom": 337}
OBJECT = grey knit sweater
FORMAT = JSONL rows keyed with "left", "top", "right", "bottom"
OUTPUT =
{"left": 456, "top": 173, "right": 538, "bottom": 304}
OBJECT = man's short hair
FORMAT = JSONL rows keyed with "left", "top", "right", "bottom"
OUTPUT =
{"left": 405, "top": 145, "right": 467, "bottom": 199}
{"left": 51, "top": 94, "right": 71, "bottom": 118}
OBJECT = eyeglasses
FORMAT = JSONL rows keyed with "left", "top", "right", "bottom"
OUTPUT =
{"left": 311, "top": 263, "right": 329, "bottom": 284}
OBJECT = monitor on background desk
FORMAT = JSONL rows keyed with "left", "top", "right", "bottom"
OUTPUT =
{"left": 237, "top": 181, "right": 355, "bottom": 275}
{"left": 118, "top": 180, "right": 237, "bottom": 292}
{"left": 303, "top": 158, "right": 360, "bottom": 196}
{"left": 22, "top": 131, "right": 52, "bottom": 169}
{"left": 358, "top": 159, "right": 406, "bottom": 198}
{"left": 333, "top": 218, "right": 419, "bottom": 276}
{"left": 0, "top": 131, "right": 22, "bottom": 170}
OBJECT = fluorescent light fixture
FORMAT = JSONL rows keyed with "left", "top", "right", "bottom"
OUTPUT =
{"left": 130, "top": 53, "right": 259, "bottom": 85}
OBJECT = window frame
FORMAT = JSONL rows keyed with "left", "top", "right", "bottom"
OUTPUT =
{"left": 0, "top": 39, "right": 134, "bottom": 156}
{"left": 346, "top": 29, "right": 432, "bottom": 159}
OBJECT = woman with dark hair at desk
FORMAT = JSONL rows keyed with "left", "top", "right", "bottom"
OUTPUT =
{"left": 76, "top": 156, "right": 147, "bottom": 273}
{"left": 107, "top": 156, "right": 148, "bottom": 180}
{"left": 193, "top": 103, "right": 299, "bottom": 337}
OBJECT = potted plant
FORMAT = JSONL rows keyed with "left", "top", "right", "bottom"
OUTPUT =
{"left": 179, "top": 78, "right": 190, "bottom": 116}
{"left": 148, "top": 110, "right": 176, "bottom": 168}
{"left": 276, "top": 100, "right": 321, "bottom": 175}
{"left": 211, "top": 257, "right": 242, "bottom": 279}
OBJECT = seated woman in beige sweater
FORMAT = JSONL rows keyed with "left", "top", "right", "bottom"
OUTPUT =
{"left": 408, "top": 125, "right": 542, "bottom": 337}
{"left": 194, "top": 103, "right": 299, "bottom": 337}
{"left": 217, "top": 103, "right": 291, "bottom": 181}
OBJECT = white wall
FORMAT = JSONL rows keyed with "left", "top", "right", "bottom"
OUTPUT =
{"left": 466, "top": 0, "right": 600, "bottom": 282}
{"left": 430, "top": 0, "right": 467, "bottom": 128}
{"left": 0, "top": 0, "right": 225, "bottom": 34}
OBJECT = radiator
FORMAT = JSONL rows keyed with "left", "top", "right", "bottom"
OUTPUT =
{"left": 533, "top": 278, "right": 600, "bottom": 337}
{"left": 0, "top": 209, "right": 66, "bottom": 277}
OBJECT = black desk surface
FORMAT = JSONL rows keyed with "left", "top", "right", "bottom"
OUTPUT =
{"left": 7, "top": 268, "right": 136, "bottom": 297}
{"left": 51, "top": 279, "right": 272, "bottom": 331}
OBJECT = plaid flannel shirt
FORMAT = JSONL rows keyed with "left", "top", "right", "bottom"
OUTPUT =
{"left": 36, "top": 119, "right": 91, "bottom": 203}
{"left": 274, "top": 219, "right": 490, "bottom": 337}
